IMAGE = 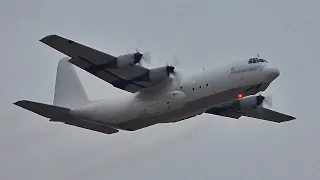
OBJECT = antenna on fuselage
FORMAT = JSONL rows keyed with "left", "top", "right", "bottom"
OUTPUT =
{"left": 257, "top": 53, "right": 260, "bottom": 58}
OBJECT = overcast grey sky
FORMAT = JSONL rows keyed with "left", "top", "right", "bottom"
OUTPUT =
{"left": 1, "top": 0, "right": 319, "bottom": 179}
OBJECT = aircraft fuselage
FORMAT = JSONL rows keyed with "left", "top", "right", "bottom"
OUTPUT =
{"left": 70, "top": 59, "right": 280, "bottom": 130}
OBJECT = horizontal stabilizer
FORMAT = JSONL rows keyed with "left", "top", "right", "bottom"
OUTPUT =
{"left": 14, "top": 100, "right": 70, "bottom": 119}
{"left": 14, "top": 100, "right": 119, "bottom": 135}
{"left": 65, "top": 119, "right": 119, "bottom": 134}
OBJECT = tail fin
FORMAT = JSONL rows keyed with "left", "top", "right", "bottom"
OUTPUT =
{"left": 54, "top": 57, "right": 90, "bottom": 109}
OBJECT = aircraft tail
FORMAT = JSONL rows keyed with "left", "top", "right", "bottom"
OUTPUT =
{"left": 53, "top": 57, "right": 90, "bottom": 109}
{"left": 13, "top": 57, "right": 90, "bottom": 121}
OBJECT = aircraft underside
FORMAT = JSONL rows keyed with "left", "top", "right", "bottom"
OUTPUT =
{"left": 114, "top": 83, "right": 266, "bottom": 131}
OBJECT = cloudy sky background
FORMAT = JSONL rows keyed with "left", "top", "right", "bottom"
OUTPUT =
{"left": 1, "top": 0, "right": 319, "bottom": 179}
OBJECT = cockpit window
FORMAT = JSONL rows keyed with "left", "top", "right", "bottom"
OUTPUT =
{"left": 248, "top": 58, "right": 268, "bottom": 64}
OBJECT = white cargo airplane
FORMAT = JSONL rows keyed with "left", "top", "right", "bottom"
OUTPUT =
{"left": 14, "top": 35, "right": 295, "bottom": 134}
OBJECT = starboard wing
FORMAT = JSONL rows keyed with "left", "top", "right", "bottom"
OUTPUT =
{"left": 205, "top": 99, "right": 295, "bottom": 123}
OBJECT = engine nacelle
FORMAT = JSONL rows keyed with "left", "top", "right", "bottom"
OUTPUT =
{"left": 239, "top": 96, "right": 260, "bottom": 110}
{"left": 148, "top": 67, "right": 170, "bottom": 82}
{"left": 136, "top": 91, "right": 187, "bottom": 117}
{"left": 116, "top": 53, "right": 138, "bottom": 68}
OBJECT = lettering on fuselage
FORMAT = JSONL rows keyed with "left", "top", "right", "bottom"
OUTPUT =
{"left": 231, "top": 67, "right": 258, "bottom": 75}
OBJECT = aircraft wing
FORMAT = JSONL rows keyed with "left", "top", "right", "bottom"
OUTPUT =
{"left": 40, "top": 35, "right": 155, "bottom": 93}
{"left": 205, "top": 99, "right": 295, "bottom": 123}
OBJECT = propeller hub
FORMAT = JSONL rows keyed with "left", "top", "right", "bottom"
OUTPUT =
{"left": 256, "top": 95, "right": 265, "bottom": 106}
{"left": 133, "top": 52, "right": 143, "bottom": 64}
{"left": 166, "top": 66, "right": 175, "bottom": 76}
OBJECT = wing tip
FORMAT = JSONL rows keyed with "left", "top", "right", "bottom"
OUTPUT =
{"left": 277, "top": 115, "right": 296, "bottom": 123}
{"left": 13, "top": 100, "right": 36, "bottom": 110}
{"left": 39, "top": 34, "right": 67, "bottom": 45}
{"left": 39, "top": 34, "right": 56, "bottom": 42}
{"left": 13, "top": 100, "right": 26, "bottom": 107}
{"left": 39, "top": 34, "right": 77, "bottom": 48}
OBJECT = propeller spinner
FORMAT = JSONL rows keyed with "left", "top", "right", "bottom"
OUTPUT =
{"left": 165, "top": 65, "right": 183, "bottom": 85}
{"left": 133, "top": 50, "right": 151, "bottom": 65}
{"left": 255, "top": 94, "right": 272, "bottom": 115}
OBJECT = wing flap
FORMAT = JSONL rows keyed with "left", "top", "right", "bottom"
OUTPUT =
{"left": 68, "top": 57, "right": 145, "bottom": 92}
{"left": 69, "top": 57, "right": 120, "bottom": 81}
{"left": 205, "top": 107, "right": 242, "bottom": 119}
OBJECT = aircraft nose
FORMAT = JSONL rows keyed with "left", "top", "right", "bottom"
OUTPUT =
{"left": 266, "top": 67, "right": 280, "bottom": 81}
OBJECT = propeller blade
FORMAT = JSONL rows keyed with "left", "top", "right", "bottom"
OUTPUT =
{"left": 172, "top": 70, "right": 183, "bottom": 85}
{"left": 263, "top": 95, "right": 272, "bottom": 107}
{"left": 142, "top": 52, "right": 151, "bottom": 64}
{"left": 172, "top": 55, "right": 181, "bottom": 67}
{"left": 134, "top": 40, "right": 151, "bottom": 65}
{"left": 256, "top": 93, "right": 272, "bottom": 109}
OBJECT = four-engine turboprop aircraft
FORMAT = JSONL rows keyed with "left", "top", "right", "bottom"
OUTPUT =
{"left": 14, "top": 35, "right": 296, "bottom": 135}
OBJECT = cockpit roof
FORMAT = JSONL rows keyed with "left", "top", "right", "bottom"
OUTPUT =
{"left": 248, "top": 58, "right": 268, "bottom": 64}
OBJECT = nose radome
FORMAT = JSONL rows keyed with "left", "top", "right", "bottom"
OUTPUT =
{"left": 273, "top": 67, "right": 280, "bottom": 78}
{"left": 267, "top": 67, "right": 280, "bottom": 80}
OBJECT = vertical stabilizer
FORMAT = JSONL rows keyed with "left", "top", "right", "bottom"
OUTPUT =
{"left": 54, "top": 57, "right": 90, "bottom": 109}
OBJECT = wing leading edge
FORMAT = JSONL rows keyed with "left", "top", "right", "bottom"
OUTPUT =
{"left": 40, "top": 35, "right": 156, "bottom": 93}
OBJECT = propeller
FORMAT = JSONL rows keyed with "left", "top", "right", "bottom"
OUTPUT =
{"left": 133, "top": 50, "right": 151, "bottom": 65}
{"left": 255, "top": 93, "right": 273, "bottom": 115}
{"left": 165, "top": 64, "right": 183, "bottom": 85}
{"left": 165, "top": 55, "right": 183, "bottom": 84}
{"left": 171, "top": 55, "right": 181, "bottom": 67}
{"left": 129, "top": 40, "right": 151, "bottom": 65}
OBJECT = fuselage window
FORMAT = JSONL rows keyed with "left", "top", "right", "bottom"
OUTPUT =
{"left": 180, "top": 86, "right": 182, "bottom": 89}
{"left": 253, "top": 59, "right": 257, "bottom": 63}
{"left": 249, "top": 59, "right": 253, "bottom": 64}
{"left": 206, "top": 84, "right": 208, "bottom": 86}
{"left": 192, "top": 88, "right": 195, "bottom": 91}
{"left": 199, "top": 86, "right": 201, "bottom": 88}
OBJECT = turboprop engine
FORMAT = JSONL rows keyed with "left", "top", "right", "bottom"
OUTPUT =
{"left": 115, "top": 51, "right": 151, "bottom": 68}
{"left": 239, "top": 94, "right": 272, "bottom": 112}
{"left": 136, "top": 91, "right": 187, "bottom": 117}
{"left": 135, "top": 65, "right": 182, "bottom": 84}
